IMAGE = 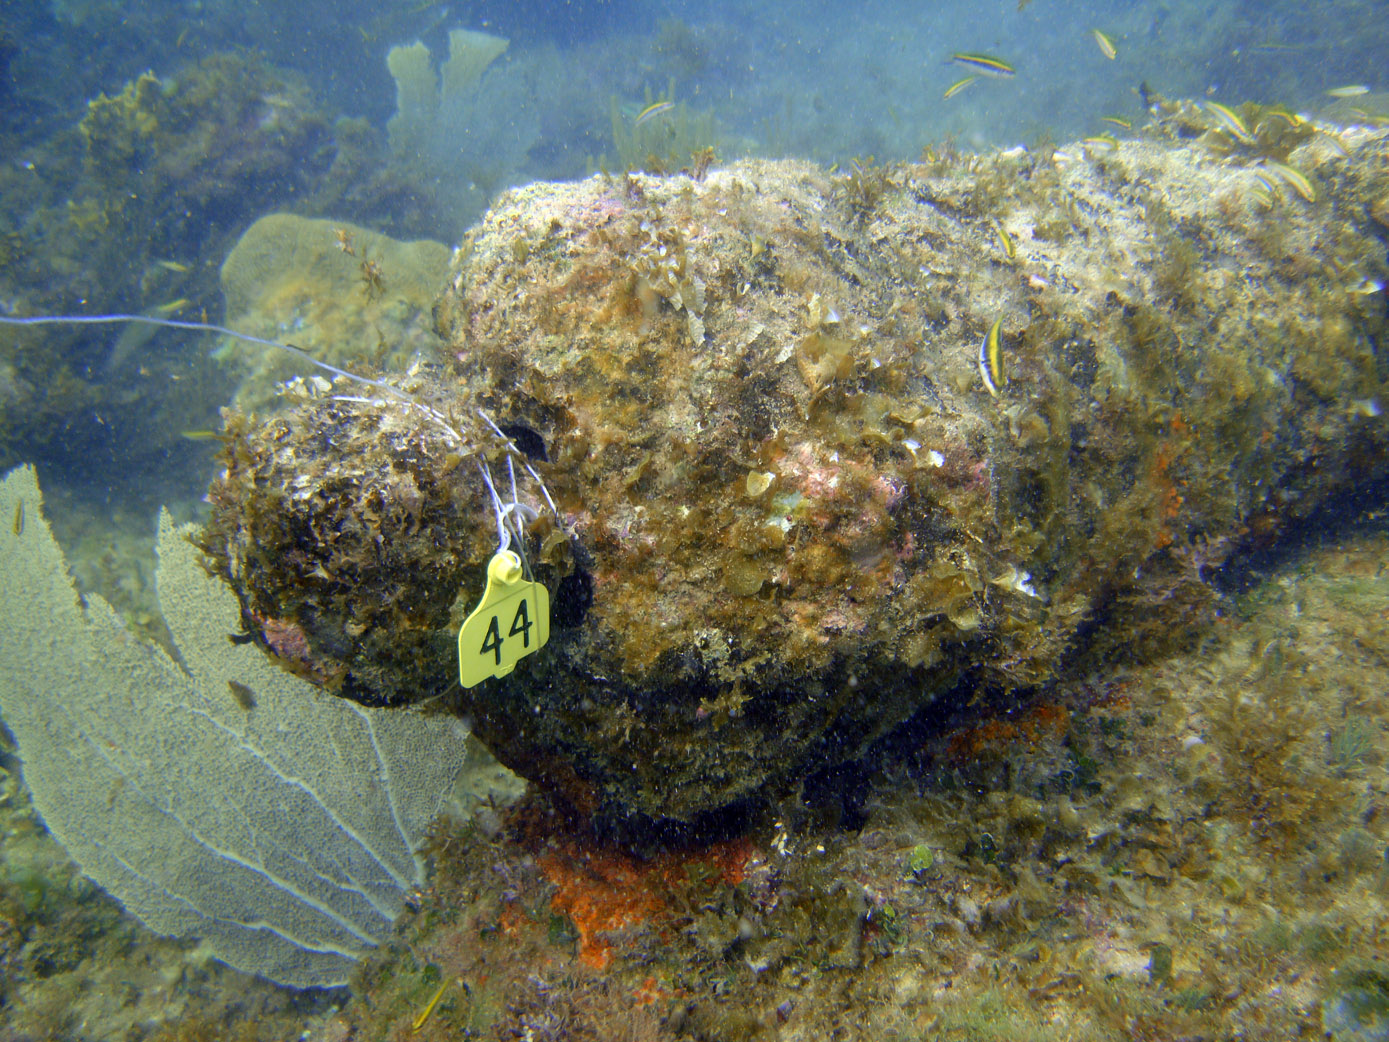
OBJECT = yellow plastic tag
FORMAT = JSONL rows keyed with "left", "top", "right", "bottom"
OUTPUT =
{"left": 458, "top": 550, "right": 550, "bottom": 687}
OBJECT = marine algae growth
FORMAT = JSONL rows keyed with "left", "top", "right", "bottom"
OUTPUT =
{"left": 202, "top": 127, "right": 1389, "bottom": 825}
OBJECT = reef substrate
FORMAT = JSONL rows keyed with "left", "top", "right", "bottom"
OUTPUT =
{"left": 202, "top": 126, "right": 1389, "bottom": 825}
{"left": 330, "top": 529, "right": 1389, "bottom": 1042}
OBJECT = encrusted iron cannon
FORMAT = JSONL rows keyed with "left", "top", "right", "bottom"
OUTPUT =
{"left": 202, "top": 125, "right": 1389, "bottom": 826}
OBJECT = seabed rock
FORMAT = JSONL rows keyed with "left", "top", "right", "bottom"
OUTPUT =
{"left": 202, "top": 128, "right": 1389, "bottom": 826}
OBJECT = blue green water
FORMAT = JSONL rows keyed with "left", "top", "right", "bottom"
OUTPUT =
{"left": 1, "top": 0, "right": 1383, "bottom": 524}
{"left": 6, "top": 0, "right": 1384, "bottom": 183}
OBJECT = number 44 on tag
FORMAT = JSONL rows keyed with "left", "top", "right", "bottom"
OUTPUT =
{"left": 458, "top": 550, "right": 550, "bottom": 687}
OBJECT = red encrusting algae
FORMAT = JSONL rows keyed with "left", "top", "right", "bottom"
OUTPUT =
{"left": 541, "top": 836, "right": 753, "bottom": 969}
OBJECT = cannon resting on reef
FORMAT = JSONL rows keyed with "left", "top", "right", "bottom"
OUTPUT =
{"left": 200, "top": 119, "right": 1389, "bottom": 829}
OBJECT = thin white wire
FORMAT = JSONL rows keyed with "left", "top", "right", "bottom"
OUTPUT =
{"left": 476, "top": 461, "right": 511, "bottom": 552}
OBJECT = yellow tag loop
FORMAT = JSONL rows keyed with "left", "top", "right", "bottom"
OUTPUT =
{"left": 458, "top": 551, "right": 551, "bottom": 687}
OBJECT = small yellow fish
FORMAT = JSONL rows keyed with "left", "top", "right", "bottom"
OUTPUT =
{"left": 1091, "top": 29, "right": 1118, "bottom": 60}
{"left": 154, "top": 298, "right": 191, "bottom": 314}
{"left": 1265, "top": 161, "right": 1316, "bottom": 202}
{"left": 1100, "top": 115, "right": 1132, "bottom": 129}
{"left": 412, "top": 980, "right": 450, "bottom": 1033}
{"left": 12, "top": 500, "right": 22, "bottom": 536}
{"left": 990, "top": 218, "right": 1016, "bottom": 261}
{"left": 1204, "top": 101, "right": 1253, "bottom": 143}
{"left": 1318, "top": 130, "right": 1349, "bottom": 157}
{"left": 1082, "top": 133, "right": 1118, "bottom": 151}
{"left": 155, "top": 259, "right": 190, "bottom": 273}
{"left": 1349, "top": 397, "right": 1382, "bottom": 418}
{"left": 944, "top": 75, "right": 977, "bottom": 99}
{"left": 1247, "top": 172, "right": 1278, "bottom": 208}
{"left": 979, "top": 318, "right": 1005, "bottom": 397}
{"left": 951, "top": 52, "right": 1016, "bottom": 77}
{"left": 634, "top": 100, "right": 675, "bottom": 127}
{"left": 1327, "top": 85, "right": 1369, "bottom": 98}
{"left": 1258, "top": 105, "right": 1304, "bottom": 128}
{"left": 1349, "top": 107, "right": 1389, "bottom": 126}
{"left": 179, "top": 429, "right": 230, "bottom": 442}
